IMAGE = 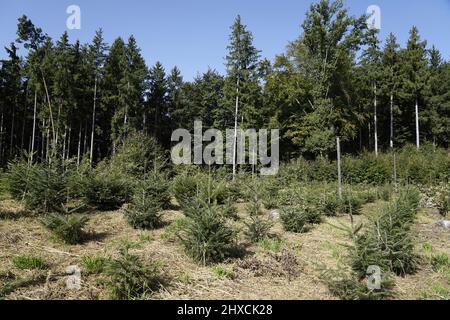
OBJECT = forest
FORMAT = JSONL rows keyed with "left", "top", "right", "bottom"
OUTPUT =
{"left": 0, "top": 2, "right": 449, "bottom": 164}
{"left": 0, "top": 0, "right": 449, "bottom": 301}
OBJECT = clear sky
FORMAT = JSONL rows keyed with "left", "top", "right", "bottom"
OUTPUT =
{"left": 1, "top": 0, "right": 449, "bottom": 80}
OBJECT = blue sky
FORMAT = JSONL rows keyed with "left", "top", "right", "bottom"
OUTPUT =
{"left": 1, "top": 0, "right": 449, "bottom": 80}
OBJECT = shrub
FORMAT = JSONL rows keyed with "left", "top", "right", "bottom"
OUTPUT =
{"left": 436, "top": 192, "right": 450, "bottom": 217}
{"left": 12, "top": 255, "right": 47, "bottom": 270}
{"left": 110, "top": 132, "right": 166, "bottom": 179}
{"left": 260, "top": 177, "right": 281, "bottom": 209}
{"left": 41, "top": 213, "right": 89, "bottom": 245}
{"left": 171, "top": 173, "right": 198, "bottom": 209}
{"left": 322, "top": 268, "right": 394, "bottom": 300}
{"left": 340, "top": 192, "right": 364, "bottom": 215}
{"left": 83, "top": 171, "right": 132, "bottom": 210}
{"left": 351, "top": 188, "right": 421, "bottom": 277}
{"left": 280, "top": 206, "right": 322, "bottom": 233}
{"left": 244, "top": 216, "right": 273, "bottom": 243}
{"left": 318, "top": 194, "right": 341, "bottom": 216}
{"left": 377, "top": 184, "right": 393, "bottom": 202}
{"left": 105, "top": 243, "right": 162, "bottom": 300}
{"left": 7, "top": 161, "right": 67, "bottom": 213}
{"left": 179, "top": 205, "right": 236, "bottom": 265}
{"left": 124, "top": 180, "right": 164, "bottom": 230}
{"left": 220, "top": 197, "right": 238, "bottom": 220}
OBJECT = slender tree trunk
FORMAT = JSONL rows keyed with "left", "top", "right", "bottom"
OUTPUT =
{"left": 67, "top": 125, "right": 71, "bottom": 159}
{"left": 62, "top": 126, "right": 67, "bottom": 160}
{"left": 336, "top": 136, "right": 342, "bottom": 200}
{"left": 374, "top": 84, "right": 378, "bottom": 156}
{"left": 83, "top": 121, "right": 88, "bottom": 155}
{"left": 232, "top": 78, "right": 240, "bottom": 181}
{"left": 20, "top": 112, "right": 25, "bottom": 152}
{"left": 46, "top": 127, "right": 50, "bottom": 162}
{"left": 90, "top": 76, "right": 97, "bottom": 165}
{"left": 77, "top": 123, "right": 82, "bottom": 167}
{"left": 41, "top": 119, "right": 45, "bottom": 160}
{"left": 415, "top": 98, "right": 420, "bottom": 150}
{"left": 390, "top": 93, "right": 394, "bottom": 149}
{"left": 41, "top": 72, "right": 56, "bottom": 143}
{"left": 31, "top": 89, "right": 37, "bottom": 162}
{"left": 10, "top": 105, "right": 15, "bottom": 156}
{"left": 0, "top": 113, "right": 4, "bottom": 163}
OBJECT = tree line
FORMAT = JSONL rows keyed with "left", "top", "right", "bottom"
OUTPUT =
{"left": 0, "top": 0, "right": 449, "bottom": 168}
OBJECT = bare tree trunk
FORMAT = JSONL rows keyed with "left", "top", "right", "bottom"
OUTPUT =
{"left": 232, "top": 78, "right": 240, "bottom": 181}
{"left": 374, "top": 84, "right": 378, "bottom": 156}
{"left": 0, "top": 113, "right": 4, "bottom": 163}
{"left": 10, "top": 105, "right": 15, "bottom": 156}
{"left": 90, "top": 76, "right": 97, "bottom": 165}
{"left": 41, "top": 72, "right": 56, "bottom": 143}
{"left": 77, "top": 123, "right": 82, "bottom": 167}
{"left": 415, "top": 98, "right": 420, "bottom": 150}
{"left": 83, "top": 120, "right": 88, "bottom": 155}
{"left": 20, "top": 112, "right": 25, "bottom": 152}
{"left": 390, "top": 93, "right": 394, "bottom": 149}
{"left": 31, "top": 89, "right": 37, "bottom": 162}
{"left": 336, "top": 136, "right": 342, "bottom": 200}
{"left": 62, "top": 126, "right": 67, "bottom": 160}
{"left": 67, "top": 125, "right": 71, "bottom": 159}
{"left": 41, "top": 119, "right": 45, "bottom": 160}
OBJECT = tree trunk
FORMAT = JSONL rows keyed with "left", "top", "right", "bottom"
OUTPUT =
{"left": 30, "top": 90, "right": 37, "bottom": 162}
{"left": 415, "top": 98, "right": 420, "bottom": 150}
{"left": 232, "top": 78, "right": 240, "bottom": 181}
{"left": 67, "top": 125, "right": 71, "bottom": 159}
{"left": 77, "top": 123, "right": 82, "bottom": 167}
{"left": 336, "top": 136, "right": 343, "bottom": 200}
{"left": 90, "top": 76, "right": 97, "bottom": 165}
{"left": 0, "top": 113, "right": 4, "bottom": 163}
{"left": 83, "top": 120, "right": 88, "bottom": 155}
{"left": 390, "top": 93, "right": 394, "bottom": 149}
{"left": 374, "top": 84, "right": 378, "bottom": 156}
{"left": 10, "top": 104, "right": 15, "bottom": 156}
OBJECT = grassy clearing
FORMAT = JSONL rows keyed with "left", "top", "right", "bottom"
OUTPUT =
{"left": 0, "top": 193, "right": 448, "bottom": 300}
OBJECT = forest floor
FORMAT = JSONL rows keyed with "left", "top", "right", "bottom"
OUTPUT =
{"left": 0, "top": 196, "right": 449, "bottom": 300}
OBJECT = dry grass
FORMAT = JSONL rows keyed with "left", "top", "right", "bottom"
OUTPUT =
{"left": 0, "top": 197, "right": 448, "bottom": 300}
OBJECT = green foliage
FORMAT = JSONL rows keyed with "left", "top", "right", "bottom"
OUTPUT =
{"left": 160, "top": 217, "right": 189, "bottom": 242}
{"left": 124, "top": 178, "right": 167, "bottom": 230}
{"left": 83, "top": 170, "right": 132, "bottom": 210}
{"left": 431, "top": 253, "right": 449, "bottom": 273}
{"left": 322, "top": 268, "right": 394, "bottom": 300}
{"left": 12, "top": 255, "right": 47, "bottom": 270}
{"left": 278, "top": 146, "right": 450, "bottom": 186}
{"left": 41, "top": 213, "right": 89, "bottom": 245}
{"left": 351, "top": 188, "right": 421, "bottom": 277}
{"left": 6, "top": 160, "right": 67, "bottom": 213}
{"left": 110, "top": 132, "right": 166, "bottom": 179}
{"left": 105, "top": 243, "right": 162, "bottom": 300}
{"left": 179, "top": 205, "right": 236, "bottom": 265}
{"left": 280, "top": 205, "right": 322, "bottom": 233}
{"left": 212, "top": 265, "right": 235, "bottom": 279}
{"left": 172, "top": 172, "right": 230, "bottom": 211}
{"left": 171, "top": 173, "right": 198, "bottom": 209}
{"left": 81, "top": 255, "right": 107, "bottom": 274}
{"left": 258, "top": 238, "right": 285, "bottom": 253}
{"left": 244, "top": 216, "right": 273, "bottom": 243}
{"left": 436, "top": 191, "right": 450, "bottom": 217}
